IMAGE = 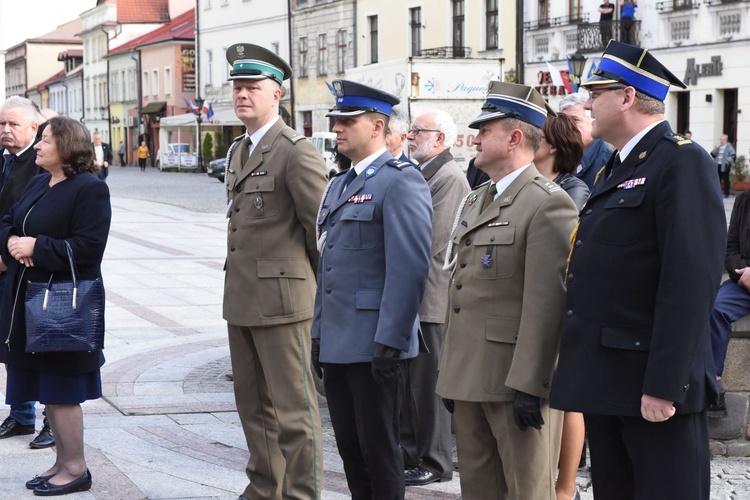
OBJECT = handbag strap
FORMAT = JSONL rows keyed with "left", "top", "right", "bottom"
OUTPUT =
{"left": 62, "top": 240, "right": 79, "bottom": 289}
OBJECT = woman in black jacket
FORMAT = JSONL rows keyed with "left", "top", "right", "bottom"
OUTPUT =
{"left": 0, "top": 116, "right": 111, "bottom": 496}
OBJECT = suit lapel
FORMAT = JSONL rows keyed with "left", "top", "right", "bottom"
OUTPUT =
{"left": 330, "top": 151, "right": 392, "bottom": 213}
{"left": 588, "top": 121, "right": 670, "bottom": 201}
{"left": 235, "top": 119, "right": 285, "bottom": 185}
{"left": 463, "top": 165, "right": 538, "bottom": 233}
{"left": 420, "top": 150, "right": 453, "bottom": 181}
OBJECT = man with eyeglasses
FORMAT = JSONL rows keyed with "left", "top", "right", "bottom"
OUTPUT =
{"left": 550, "top": 41, "right": 725, "bottom": 500}
{"left": 400, "top": 110, "right": 469, "bottom": 487}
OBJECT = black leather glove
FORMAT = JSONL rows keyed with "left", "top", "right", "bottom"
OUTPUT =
{"left": 513, "top": 391, "right": 544, "bottom": 431}
{"left": 311, "top": 338, "right": 323, "bottom": 379}
{"left": 371, "top": 343, "right": 401, "bottom": 384}
{"left": 442, "top": 398, "right": 455, "bottom": 414}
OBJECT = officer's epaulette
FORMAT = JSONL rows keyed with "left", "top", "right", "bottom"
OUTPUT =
{"left": 532, "top": 175, "right": 563, "bottom": 194}
{"left": 666, "top": 133, "right": 693, "bottom": 147}
{"left": 386, "top": 158, "right": 414, "bottom": 170}
{"left": 280, "top": 128, "right": 307, "bottom": 144}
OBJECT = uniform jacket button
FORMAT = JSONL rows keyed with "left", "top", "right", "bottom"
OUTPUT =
{"left": 465, "top": 239, "right": 471, "bottom": 246}
{"left": 575, "top": 240, "right": 582, "bottom": 247}
{"left": 236, "top": 186, "right": 241, "bottom": 192}
{"left": 235, "top": 207, "right": 240, "bottom": 212}
{"left": 455, "top": 283, "right": 462, "bottom": 290}
{"left": 326, "top": 265, "right": 332, "bottom": 271}
{"left": 543, "top": 380, "right": 549, "bottom": 388}
{"left": 619, "top": 198, "right": 625, "bottom": 204}
{"left": 453, "top": 306, "right": 461, "bottom": 313}
{"left": 230, "top": 246, "right": 236, "bottom": 252}
{"left": 566, "top": 310, "right": 573, "bottom": 317}
{"left": 567, "top": 273, "right": 574, "bottom": 281}
{"left": 280, "top": 270, "right": 285, "bottom": 276}
{"left": 585, "top": 209, "right": 592, "bottom": 215}
{"left": 459, "top": 261, "right": 467, "bottom": 268}
{"left": 326, "top": 287, "right": 332, "bottom": 294}
{"left": 683, "top": 384, "right": 690, "bottom": 391}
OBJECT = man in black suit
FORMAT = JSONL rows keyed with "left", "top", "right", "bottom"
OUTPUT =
{"left": 385, "top": 107, "right": 411, "bottom": 163}
{"left": 550, "top": 41, "right": 726, "bottom": 500}
{"left": 0, "top": 96, "right": 51, "bottom": 449}
{"left": 92, "top": 132, "right": 112, "bottom": 182}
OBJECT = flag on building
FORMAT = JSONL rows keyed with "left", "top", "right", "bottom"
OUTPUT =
{"left": 206, "top": 103, "right": 214, "bottom": 123}
{"left": 183, "top": 98, "right": 199, "bottom": 115}
{"left": 546, "top": 62, "right": 574, "bottom": 94}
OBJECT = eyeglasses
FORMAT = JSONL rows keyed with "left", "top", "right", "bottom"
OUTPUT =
{"left": 408, "top": 128, "right": 441, "bottom": 136}
{"left": 588, "top": 86, "right": 627, "bottom": 101}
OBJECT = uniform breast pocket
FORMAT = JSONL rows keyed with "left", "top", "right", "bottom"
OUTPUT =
{"left": 339, "top": 204, "right": 378, "bottom": 249}
{"left": 595, "top": 190, "right": 646, "bottom": 245}
{"left": 244, "top": 175, "right": 278, "bottom": 219}
{"left": 473, "top": 226, "right": 515, "bottom": 279}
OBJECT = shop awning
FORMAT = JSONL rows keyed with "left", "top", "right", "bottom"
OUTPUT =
{"left": 141, "top": 101, "right": 166, "bottom": 114}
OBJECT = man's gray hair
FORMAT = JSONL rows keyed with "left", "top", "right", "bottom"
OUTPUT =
{"left": 559, "top": 91, "right": 590, "bottom": 112}
{"left": 433, "top": 110, "right": 457, "bottom": 148}
{"left": 634, "top": 90, "right": 665, "bottom": 115}
{"left": 389, "top": 107, "right": 410, "bottom": 135}
{"left": 0, "top": 96, "right": 38, "bottom": 124}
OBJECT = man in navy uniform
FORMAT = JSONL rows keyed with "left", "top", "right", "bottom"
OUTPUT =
{"left": 311, "top": 80, "right": 432, "bottom": 499}
{"left": 551, "top": 41, "right": 726, "bottom": 500}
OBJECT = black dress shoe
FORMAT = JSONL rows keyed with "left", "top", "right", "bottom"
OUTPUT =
{"left": 33, "top": 470, "right": 92, "bottom": 496}
{"left": 26, "top": 474, "right": 54, "bottom": 490}
{"left": 404, "top": 466, "right": 440, "bottom": 486}
{"left": 0, "top": 416, "right": 35, "bottom": 438}
{"left": 29, "top": 422, "right": 55, "bottom": 449}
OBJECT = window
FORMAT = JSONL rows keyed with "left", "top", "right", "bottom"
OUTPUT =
{"left": 224, "top": 47, "right": 231, "bottom": 80}
{"left": 143, "top": 71, "right": 150, "bottom": 97}
{"left": 206, "top": 50, "right": 213, "bottom": 86}
{"left": 486, "top": 0, "right": 498, "bottom": 49}
{"left": 569, "top": 0, "right": 582, "bottom": 21}
{"left": 539, "top": 0, "right": 549, "bottom": 27}
{"left": 368, "top": 15, "right": 379, "bottom": 64}
{"left": 336, "top": 30, "right": 347, "bottom": 74}
{"left": 111, "top": 72, "right": 119, "bottom": 101}
{"left": 164, "top": 67, "right": 172, "bottom": 96}
{"left": 453, "top": 1, "right": 465, "bottom": 56}
{"left": 299, "top": 37, "right": 308, "bottom": 77}
{"left": 152, "top": 70, "right": 159, "bottom": 97}
{"left": 121, "top": 70, "right": 127, "bottom": 100}
{"left": 317, "top": 34, "right": 328, "bottom": 75}
{"left": 410, "top": 7, "right": 422, "bottom": 57}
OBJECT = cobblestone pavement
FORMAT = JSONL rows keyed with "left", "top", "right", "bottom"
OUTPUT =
{"left": 0, "top": 170, "right": 745, "bottom": 499}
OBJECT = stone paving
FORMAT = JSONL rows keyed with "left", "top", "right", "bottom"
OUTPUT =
{"left": 0, "top": 188, "right": 746, "bottom": 499}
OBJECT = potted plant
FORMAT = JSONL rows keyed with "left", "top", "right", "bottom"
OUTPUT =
{"left": 731, "top": 155, "right": 750, "bottom": 192}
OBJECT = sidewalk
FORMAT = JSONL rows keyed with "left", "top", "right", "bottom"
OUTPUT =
{"left": 0, "top": 195, "right": 747, "bottom": 499}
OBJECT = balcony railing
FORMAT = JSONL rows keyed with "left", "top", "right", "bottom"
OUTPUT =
{"left": 576, "top": 20, "right": 642, "bottom": 53}
{"left": 524, "top": 13, "right": 590, "bottom": 31}
{"left": 419, "top": 46, "right": 472, "bottom": 58}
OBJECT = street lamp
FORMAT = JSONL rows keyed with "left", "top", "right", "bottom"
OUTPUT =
{"left": 195, "top": 96, "right": 204, "bottom": 172}
{"left": 567, "top": 51, "right": 587, "bottom": 92}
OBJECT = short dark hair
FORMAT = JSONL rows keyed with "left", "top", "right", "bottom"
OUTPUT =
{"left": 46, "top": 116, "right": 96, "bottom": 178}
{"left": 542, "top": 113, "right": 584, "bottom": 175}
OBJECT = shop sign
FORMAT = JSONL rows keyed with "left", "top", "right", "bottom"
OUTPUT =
{"left": 684, "top": 56, "right": 722, "bottom": 86}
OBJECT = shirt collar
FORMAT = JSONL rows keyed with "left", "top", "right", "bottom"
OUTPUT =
{"left": 353, "top": 147, "right": 388, "bottom": 175}
{"left": 3, "top": 139, "right": 35, "bottom": 159}
{"left": 493, "top": 163, "right": 531, "bottom": 199}
{"left": 618, "top": 119, "right": 664, "bottom": 162}
{"left": 247, "top": 115, "right": 280, "bottom": 149}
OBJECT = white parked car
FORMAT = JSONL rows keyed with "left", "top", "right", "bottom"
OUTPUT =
{"left": 309, "top": 132, "right": 338, "bottom": 178}
{"left": 156, "top": 143, "right": 198, "bottom": 171}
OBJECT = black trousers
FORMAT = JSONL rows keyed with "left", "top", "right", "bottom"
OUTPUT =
{"left": 400, "top": 322, "right": 453, "bottom": 479}
{"left": 324, "top": 362, "right": 406, "bottom": 500}
{"left": 585, "top": 411, "right": 710, "bottom": 500}
{"left": 719, "top": 165, "right": 730, "bottom": 195}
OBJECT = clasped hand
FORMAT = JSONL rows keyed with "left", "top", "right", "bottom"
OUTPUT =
{"left": 7, "top": 236, "right": 35, "bottom": 267}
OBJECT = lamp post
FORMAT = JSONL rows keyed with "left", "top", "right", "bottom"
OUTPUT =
{"left": 567, "top": 51, "right": 587, "bottom": 92}
{"left": 195, "top": 96, "right": 204, "bottom": 172}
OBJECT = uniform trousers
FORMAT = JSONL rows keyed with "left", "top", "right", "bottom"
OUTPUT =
{"left": 453, "top": 399, "right": 562, "bottom": 500}
{"left": 400, "top": 322, "right": 453, "bottom": 479}
{"left": 323, "top": 362, "right": 406, "bottom": 500}
{"left": 709, "top": 280, "right": 750, "bottom": 376}
{"left": 227, "top": 320, "right": 322, "bottom": 500}
{"left": 584, "top": 411, "right": 710, "bottom": 500}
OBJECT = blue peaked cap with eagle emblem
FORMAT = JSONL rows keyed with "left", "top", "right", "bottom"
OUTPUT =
{"left": 325, "top": 79, "right": 400, "bottom": 117}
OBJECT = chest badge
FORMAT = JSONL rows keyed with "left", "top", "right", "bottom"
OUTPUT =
{"left": 250, "top": 171, "right": 267, "bottom": 177}
{"left": 254, "top": 195, "right": 264, "bottom": 210}
{"left": 467, "top": 194, "right": 478, "bottom": 206}
{"left": 639, "top": 151, "right": 647, "bottom": 159}
{"left": 348, "top": 194, "right": 373, "bottom": 204}
{"left": 481, "top": 246, "right": 493, "bottom": 269}
{"left": 617, "top": 177, "right": 646, "bottom": 190}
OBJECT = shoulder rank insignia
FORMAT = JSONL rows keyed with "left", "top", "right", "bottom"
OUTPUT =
{"left": 348, "top": 194, "right": 373, "bottom": 204}
{"left": 672, "top": 134, "right": 693, "bottom": 146}
{"left": 386, "top": 159, "right": 412, "bottom": 170}
{"left": 593, "top": 165, "right": 606, "bottom": 186}
{"left": 250, "top": 171, "right": 267, "bottom": 177}
{"left": 544, "top": 181, "right": 562, "bottom": 193}
{"left": 617, "top": 177, "right": 646, "bottom": 189}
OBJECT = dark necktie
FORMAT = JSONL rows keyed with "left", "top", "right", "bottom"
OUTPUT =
{"left": 343, "top": 167, "right": 358, "bottom": 190}
{"left": 481, "top": 183, "right": 497, "bottom": 212}
{"left": 239, "top": 136, "right": 252, "bottom": 170}
{"left": 1, "top": 154, "right": 14, "bottom": 191}
{"left": 607, "top": 154, "right": 622, "bottom": 179}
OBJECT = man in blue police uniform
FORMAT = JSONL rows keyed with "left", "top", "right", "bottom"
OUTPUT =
{"left": 311, "top": 80, "right": 432, "bottom": 499}
{"left": 550, "top": 41, "right": 726, "bottom": 500}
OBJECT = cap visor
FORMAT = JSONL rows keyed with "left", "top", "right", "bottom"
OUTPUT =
{"left": 227, "top": 74, "right": 273, "bottom": 82}
{"left": 326, "top": 109, "right": 369, "bottom": 118}
{"left": 468, "top": 110, "right": 509, "bottom": 129}
{"left": 580, "top": 74, "right": 620, "bottom": 88}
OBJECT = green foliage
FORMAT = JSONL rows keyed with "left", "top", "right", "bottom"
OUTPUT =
{"left": 202, "top": 132, "right": 214, "bottom": 163}
{"left": 732, "top": 155, "right": 748, "bottom": 183}
{"left": 214, "top": 129, "right": 228, "bottom": 160}
{"left": 504, "top": 68, "right": 518, "bottom": 83}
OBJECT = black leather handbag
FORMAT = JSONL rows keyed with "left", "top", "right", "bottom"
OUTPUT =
{"left": 25, "top": 240, "right": 105, "bottom": 352}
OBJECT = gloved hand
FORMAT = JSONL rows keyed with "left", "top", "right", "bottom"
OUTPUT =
{"left": 442, "top": 398, "right": 455, "bottom": 414}
{"left": 371, "top": 343, "right": 402, "bottom": 384}
{"left": 513, "top": 391, "right": 544, "bottom": 431}
{"left": 311, "top": 338, "right": 323, "bottom": 379}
